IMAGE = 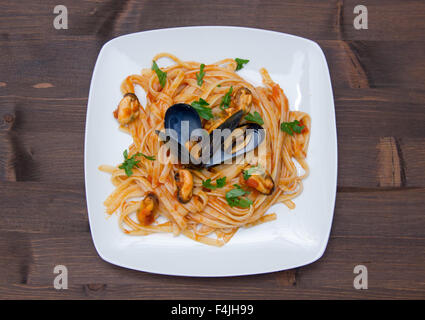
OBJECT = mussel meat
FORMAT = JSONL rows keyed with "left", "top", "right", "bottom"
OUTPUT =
{"left": 241, "top": 166, "right": 275, "bottom": 195}
{"left": 161, "top": 91, "right": 264, "bottom": 168}
{"left": 203, "top": 87, "right": 253, "bottom": 134}
{"left": 175, "top": 169, "right": 194, "bottom": 203}
{"left": 137, "top": 192, "right": 159, "bottom": 225}
{"left": 114, "top": 93, "right": 140, "bottom": 125}
{"left": 232, "top": 87, "right": 253, "bottom": 113}
{"left": 205, "top": 123, "right": 265, "bottom": 168}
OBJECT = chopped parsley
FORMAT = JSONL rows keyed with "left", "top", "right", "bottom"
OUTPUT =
{"left": 220, "top": 86, "right": 233, "bottom": 110}
{"left": 196, "top": 63, "right": 205, "bottom": 86}
{"left": 280, "top": 120, "right": 305, "bottom": 136}
{"left": 191, "top": 98, "right": 213, "bottom": 120}
{"left": 151, "top": 60, "right": 167, "bottom": 88}
{"left": 242, "top": 166, "right": 264, "bottom": 180}
{"left": 140, "top": 152, "right": 156, "bottom": 161}
{"left": 225, "top": 184, "right": 253, "bottom": 208}
{"left": 202, "top": 177, "right": 227, "bottom": 190}
{"left": 119, "top": 150, "right": 141, "bottom": 177}
{"left": 244, "top": 111, "right": 264, "bottom": 125}
{"left": 235, "top": 58, "right": 249, "bottom": 71}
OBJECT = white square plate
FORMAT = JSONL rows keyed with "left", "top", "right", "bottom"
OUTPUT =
{"left": 85, "top": 26, "right": 337, "bottom": 276}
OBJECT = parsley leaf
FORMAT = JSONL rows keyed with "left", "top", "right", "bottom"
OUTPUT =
{"left": 220, "top": 86, "right": 233, "bottom": 110}
{"left": 119, "top": 150, "right": 141, "bottom": 177}
{"left": 229, "top": 197, "right": 253, "bottom": 208}
{"left": 196, "top": 63, "right": 205, "bottom": 86}
{"left": 242, "top": 166, "right": 264, "bottom": 180}
{"left": 191, "top": 98, "right": 213, "bottom": 120}
{"left": 243, "top": 170, "right": 251, "bottom": 180}
{"left": 235, "top": 58, "right": 249, "bottom": 71}
{"left": 226, "top": 187, "right": 247, "bottom": 198}
{"left": 244, "top": 111, "right": 264, "bottom": 125}
{"left": 140, "top": 152, "right": 156, "bottom": 161}
{"left": 202, "top": 177, "right": 227, "bottom": 190}
{"left": 216, "top": 177, "right": 227, "bottom": 188}
{"left": 151, "top": 60, "right": 167, "bottom": 88}
{"left": 225, "top": 184, "right": 252, "bottom": 208}
{"left": 280, "top": 120, "right": 305, "bottom": 136}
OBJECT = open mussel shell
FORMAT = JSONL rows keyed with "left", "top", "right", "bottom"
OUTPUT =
{"left": 205, "top": 123, "right": 266, "bottom": 168}
{"left": 206, "top": 110, "right": 244, "bottom": 162}
{"left": 162, "top": 103, "right": 265, "bottom": 168}
{"left": 214, "top": 110, "right": 244, "bottom": 132}
{"left": 164, "top": 103, "right": 202, "bottom": 145}
{"left": 162, "top": 103, "right": 208, "bottom": 166}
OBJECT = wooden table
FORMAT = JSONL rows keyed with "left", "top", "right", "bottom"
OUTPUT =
{"left": 0, "top": 0, "right": 424, "bottom": 299}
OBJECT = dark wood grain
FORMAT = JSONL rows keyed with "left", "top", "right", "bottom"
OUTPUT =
{"left": 1, "top": 0, "right": 425, "bottom": 40}
{"left": 0, "top": 0, "right": 424, "bottom": 299}
{"left": 1, "top": 40, "right": 425, "bottom": 99}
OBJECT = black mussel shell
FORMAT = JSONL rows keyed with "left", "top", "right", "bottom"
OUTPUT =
{"left": 162, "top": 104, "right": 264, "bottom": 168}
{"left": 205, "top": 122, "right": 266, "bottom": 167}
{"left": 164, "top": 103, "right": 202, "bottom": 145}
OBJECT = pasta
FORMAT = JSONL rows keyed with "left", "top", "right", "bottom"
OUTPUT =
{"left": 99, "top": 53, "right": 311, "bottom": 246}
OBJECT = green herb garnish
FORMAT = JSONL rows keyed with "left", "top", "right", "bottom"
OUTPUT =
{"left": 280, "top": 120, "right": 305, "bottom": 136}
{"left": 202, "top": 177, "right": 227, "bottom": 190}
{"left": 235, "top": 58, "right": 249, "bottom": 71}
{"left": 140, "top": 152, "right": 156, "bottom": 161}
{"left": 151, "top": 60, "right": 167, "bottom": 88}
{"left": 220, "top": 86, "right": 233, "bottom": 110}
{"left": 225, "top": 184, "right": 252, "bottom": 208}
{"left": 196, "top": 63, "right": 205, "bottom": 86}
{"left": 244, "top": 111, "right": 264, "bottom": 125}
{"left": 191, "top": 98, "right": 213, "bottom": 120}
{"left": 243, "top": 170, "right": 251, "bottom": 180}
{"left": 242, "top": 166, "right": 264, "bottom": 180}
{"left": 229, "top": 197, "right": 253, "bottom": 208}
{"left": 119, "top": 150, "right": 141, "bottom": 177}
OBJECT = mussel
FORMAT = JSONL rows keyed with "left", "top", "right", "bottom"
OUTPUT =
{"left": 240, "top": 166, "right": 275, "bottom": 195}
{"left": 137, "top": 192, "right": 159, "bottom": 225}
{"left": 164, "top": 103, "right": 202, "bottom": 145}
{"left": 163, "top": 103, "right": 207, "bottom": 165}
{"left": 232, "top": 87, "right": 253, "bottom": 113}
{"left": 204, "top": 109, "right": 244, "bottom": 134}
{"left": 175, "top": 169, "right": 194, "bottom": 203}
{"left": 206, "top": 123, "right": 265, "bottom": 168}
{"left": 160, "top": 87, "right": 263, "bottom": 167}
{"left": 114, "top": 93, "right": 140, "bottom": 125}
{"left": 203, "top": 87, "right": 253, "bottom": 134}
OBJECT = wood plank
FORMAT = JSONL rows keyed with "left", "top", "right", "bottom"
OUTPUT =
{"left": 1, "top": 40, "right": 424, "bottom": 103}
{"left": 0, "top": 236, "right": 423, "bottom": 299}
{"left": 332, "top": 189, "right": 425, "bottom": 239}
{"left": 0, "top": 132, "right": 84, "bottom": 184}
{"left": 333, "top": 90, "right": 425, "bottom": 138}
{"left": 337, "top": 136, "right": 425, "bottom": 188}
{"left": 0, "top": 182, "right": 87, "bottom": 234}
{"left": 377, "top": 137, "right": 404, "bottom": 187}
{"left": 1, "top": 0, "right": 424, "bottom": 41}
{"left": 320, "top": 40, "right": 425, "bottom": 89}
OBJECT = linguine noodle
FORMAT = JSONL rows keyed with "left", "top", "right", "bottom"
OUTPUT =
{"left": 99, "top": 53, "right": 311, "bottom": 246}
